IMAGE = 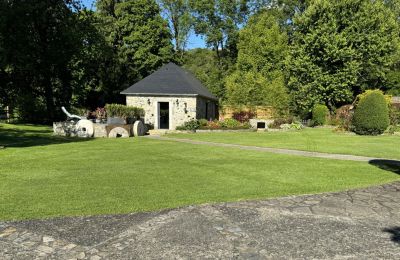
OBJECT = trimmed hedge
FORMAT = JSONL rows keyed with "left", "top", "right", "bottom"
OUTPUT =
{"left": 105, "top": 104, "right": 144, "bottom": 122}
{"left": 312, "top": 104, "right": 329, "bottom": 126}
{"left": 352, "top": 90, "right": 389, "bottom": 135}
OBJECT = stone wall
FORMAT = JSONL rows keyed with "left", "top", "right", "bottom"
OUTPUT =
{"left": 126, "top": 96, "right": 197, "bottom": 130}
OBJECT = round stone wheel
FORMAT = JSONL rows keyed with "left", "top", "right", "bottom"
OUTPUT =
{"left": 76, "top": 119, "right": 94, "bottom": 137}
{"left": 108, "top": 127, "right": 130, "bottom": 138}
{"left": 133, "top": 120, "right": 146, "bottom": 136}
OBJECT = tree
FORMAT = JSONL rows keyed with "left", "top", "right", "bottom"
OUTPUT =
{"left": 189, "top": 0, "right": 256, "bottom": 60}
{"left": 226, "top": 11, "right": 289, "bottom": 115}
{"left": 183, "top": 48, "right": 229, "bottom": 99}
{"left": 0, "top": 0, "right": 85, "bottom": 123}
{"left": 95, "top": 0, "right": 174, "bottom": 101}
{"left": 158, "top": 0, "right": 192, "bottom": 59}
{"left": 287, "top": 0, "right": 400, "bottom": 116}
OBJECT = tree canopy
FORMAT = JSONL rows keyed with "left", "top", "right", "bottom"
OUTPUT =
{"left": 287, "top": 0, "right": 400, "bottom": 114}
{"left": 2, "top": 0, "right": 400, "bottom": 123}
{"left": 225, "top": 10, "right": 289, "bottom": 115}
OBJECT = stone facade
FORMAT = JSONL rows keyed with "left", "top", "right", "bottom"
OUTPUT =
{"left": 126, "top": 95, "right": 216, "bottom": 130}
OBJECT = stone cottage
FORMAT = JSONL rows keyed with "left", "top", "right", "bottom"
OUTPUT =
{"left": 121, "top": 62, "right": 218, "bottom": 130}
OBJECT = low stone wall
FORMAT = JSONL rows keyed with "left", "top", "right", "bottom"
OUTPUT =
{"left": 54, "top": 121, "right": 146, "bottom": 138}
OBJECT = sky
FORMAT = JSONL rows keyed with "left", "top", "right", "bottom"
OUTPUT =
{"left": 81, "top": 0, "right": 206, "bottom": 49}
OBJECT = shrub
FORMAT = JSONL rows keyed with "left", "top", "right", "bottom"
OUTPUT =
{"left": 352, "top": 90, "right": 390, "bottom": 135}
{"left": 205, "top": 120, "right": 222, "bottom": 129}
{"left": 105, "top": 104, "right": 144, "bottom": 123}
{"left": 232, "top": 111, "right": 256, "bottom": 123}
{"left": 333, "top": 105, "right": 354, "bottom": 131}
{"left": 268, "top": 117, "right": 293, "bottom": 129}
{"left": 312, "top": 104, "right": 329, "bottom": 126}
{"left": 176, "top": 119, "right": 200, "bottom": 131}
{"left": 221, "top": 118, "right": 241, "bottom": 128}
{"left": 389, "top": 105, "right": 400, "bottom": 126}
{"left": 198, "top": 118, "right": 208, "bottom": 127}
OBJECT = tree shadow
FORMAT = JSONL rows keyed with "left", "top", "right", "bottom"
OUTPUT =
{"left": 382, "top": 227, "right": 400, "bottom": 244}
{"left": 0, "top": 124, "right": 93, "bottom": 148}
{"left": 368, "top": 160, "right": 400, "bottom": 175}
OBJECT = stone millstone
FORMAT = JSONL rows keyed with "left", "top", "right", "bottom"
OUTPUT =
{"left": 133, "top": 121, "right": 146, "bottom": 136}
{"left": 108, "top": 127, "right": 130, "bottom": 138}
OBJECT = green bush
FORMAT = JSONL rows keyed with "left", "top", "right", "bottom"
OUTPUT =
{"left": 389, "top": 105, "right": 400, "bottom": 126}
{"left": 312, "top": 104, "right": 329, "bottom": 126}
{"left": 268, "top": 117, "right": 293, "bottom": 129}
{"left": 105, "top": 104, "right": 144, "bottom": 123}
{"left": 198, "top": 118, "right": 209, "bottom": 127}
{"left": 176, "top": 119, "right": 200, "bottom": 131}
{"left": 220, "top": 118, "right": 241, "bottom": 128}
{"left": 352, "top": 90, "right": 390, "bottom": 135}
{"left": 334, "top": 105, "right": 354, "bottom": 131}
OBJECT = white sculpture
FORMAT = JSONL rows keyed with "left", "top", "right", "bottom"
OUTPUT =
{"left": 60, "top": 106, "right": 94, "bottom": 138}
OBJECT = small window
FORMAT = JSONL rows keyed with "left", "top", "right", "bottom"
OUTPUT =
{"left": 257, "top": 122, "right": 266, "bottom": 129}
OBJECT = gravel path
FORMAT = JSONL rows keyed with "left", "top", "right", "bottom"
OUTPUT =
{"left": 146, "top": 136, "right": 394, "bottom": 162}
{"left": 1, "top": 182, "right": 399, "bottom": 259}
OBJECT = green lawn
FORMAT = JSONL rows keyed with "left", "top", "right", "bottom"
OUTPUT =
{"left": 168, "top": 128, "right": 400, "bottom": 159}
{"left": 0, "top": 124, "right": 399, "bottom": 221}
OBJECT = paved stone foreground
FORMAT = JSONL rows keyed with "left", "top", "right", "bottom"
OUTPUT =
{"left": 0, "top": 182, "right": 399, "bottom": 259}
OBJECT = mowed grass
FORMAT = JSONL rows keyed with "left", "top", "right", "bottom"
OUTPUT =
{"left": 0, "top": 124, "right": 399, "bottom": 221}
{"left": 168, "top": 128, "right": 400, "bottom": 159}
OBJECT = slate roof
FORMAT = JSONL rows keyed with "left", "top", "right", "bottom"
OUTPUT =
{"left": 121, "top": 62, "right": 218, "bottom": 101}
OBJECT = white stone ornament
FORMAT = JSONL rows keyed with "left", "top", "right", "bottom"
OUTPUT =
{"left": 108, "top": 127, "right": 130, "bottom": 138}
{"left": 133, "top": 121, "right": 146, "bottom": 136}
{"left": 76, "top": 119, "right": 94, "bottom": 137}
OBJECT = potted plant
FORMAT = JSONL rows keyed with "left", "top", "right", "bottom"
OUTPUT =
{"left": 95, "top": 107, "right": 106, "bottom": 123}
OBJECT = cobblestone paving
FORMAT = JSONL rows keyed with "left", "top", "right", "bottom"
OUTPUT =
{"left": 1, "top": 182, "right": 399, "bottom": 259}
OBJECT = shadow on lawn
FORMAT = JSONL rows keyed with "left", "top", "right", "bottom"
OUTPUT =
{"left": 382, "top": 227, "right": 400, "bottom": 244}
{"left": 369, "top": 160, "right": 400, "bottom": 175}
{"left": 0, "top": 124, "right": 92, "bottom": 148}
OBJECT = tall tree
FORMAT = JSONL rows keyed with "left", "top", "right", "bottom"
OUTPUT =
{"left": 95, "top": 0, "right": 174, "bottom": 100}
{"left": 287, "top": 0, "right": 400, "bottom": 115}
{"left": 183, "top": 48, "right": 229, "bottom": 99}
{"left": 158, "top": 0, "right": 192, "bottom": 59}
{"left": 0, "top": 0, "right": 84, "bottom": 122}
{"left": 225, "top": 10, "right": 289, "bottom": 114}
{"left": 189, "top": 0, "right": 254, "bottom": 60}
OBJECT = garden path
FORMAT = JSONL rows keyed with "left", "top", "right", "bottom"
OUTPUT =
{"left": 147, "top": 136, "right": 393, "bottom": 162}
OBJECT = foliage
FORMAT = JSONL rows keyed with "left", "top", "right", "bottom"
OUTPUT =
{"left": 95, "top": 0, "right": 174, "bottom": 101}
{"left": 95, "top": 107, "right": 107, "bottom": 120}
{"left": 176, "top": 119, "right": 200, "bottom": 131}
{"left": 0, "top": 0, "right": 87, "bottom": 123}
{"left": 385, "top": 125, "right": 400, "bottom": 135}
{"left": 334, "top": 105, "right": 354, "bottom": 131}
{"left": 105, "top": 104, "right": 144, "bottom": 120}
{"left": 220, "top": 118, "right": 241, "bottom": 128}
{"left": 268, "top": 118, "right": 293, "bottom": 129}
{"left": 232, "top": 111, "right": 256, "bottom": 123}
{"left": 198, "top": 118, "right": 209, "bottom": 127}
{"left": 389, "top": 105, "right": 400, "bottom": 126}
{"left": 158, "top": 0, "right": 192, "bottom": 59}
{"left": 312, "top": 104, "right": 329, "bottom": 126}
{"left": 287, "top": 0, "right": 400, "bottom": 115}
{"left": 280, "top": 122, "right": 304, "bottom": 131}
{"left": 352, "top": 90, "right": 390, "bottom": 135}
{"left": 226, "top": 11, "right": 289, "bottom": 116}
{"left": 183, "top": 48, "right": 232, "bottom": 99}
